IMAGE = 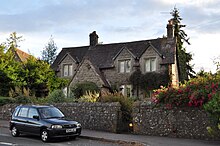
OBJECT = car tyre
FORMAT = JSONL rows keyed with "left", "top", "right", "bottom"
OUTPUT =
{"left": 11, "top": 126, "right": 20, "bottom": 137}
{"left": 41, "top": 129, "right": 50, "bottom": 142}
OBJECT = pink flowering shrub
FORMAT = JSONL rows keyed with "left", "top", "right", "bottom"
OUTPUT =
{"left": 153, "top": 72, "right": 220, "bottom": 108}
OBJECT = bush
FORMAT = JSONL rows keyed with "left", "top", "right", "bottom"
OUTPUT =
{"left": 78, "top": 91, "right": 100, "bottom": 102}
{"left": 48, "top": 89, "right": 65, "bottom": 103}
{"left": 0, "top": 96, "right": 15, "bottom": 106}
{"left": 14, "top": 95, "right": 32, "bottom": 104}
{"left": 153, "top": 72, "right": 220, "bottom": 108}
{"left": 71, "top": 82, "right": 99, "bottom": 99}
{"left": 99, "top": 92, "right": 133, "bottom": 122}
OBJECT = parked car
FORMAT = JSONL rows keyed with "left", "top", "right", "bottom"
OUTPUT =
{"left": 9, "top": 105, "right": 82, "bottom": 142}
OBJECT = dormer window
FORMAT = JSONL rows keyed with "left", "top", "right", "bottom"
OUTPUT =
{"left": 145, "top": 58, "right": 156, "bottom": 72}
{"left": 63, "top": 64, "right": 73, "bottom": 77}
{"left": 119, "top": 60, "right": 131, "bottom": 73}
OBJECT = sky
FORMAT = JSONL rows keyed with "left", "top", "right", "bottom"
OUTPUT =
{"left": 0, "top": 0, "right": 220, "bottom": 73}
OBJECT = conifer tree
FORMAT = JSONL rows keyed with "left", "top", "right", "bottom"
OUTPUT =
{"left": 41, "top": 36, "right": 58, "bottom": 65}
{"left": 171, "top": 7, "right": 195, "bottom": 82}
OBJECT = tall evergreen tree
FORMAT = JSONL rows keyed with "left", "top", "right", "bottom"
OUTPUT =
{"left": 171, "top": 7, "right": 195, "bottom": 82}
{"left": 41, "top": 36, "right": 58, "bottom": 65}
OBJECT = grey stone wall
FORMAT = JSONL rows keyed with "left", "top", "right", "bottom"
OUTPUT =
{"left": 54, "top": 102, "right": 122, "bottom": 133}
{"left": 132, "top": 102, "right": 220, "bottom": 140}
{"left": 0, "top": 102, "right": 122, "bottom": 133}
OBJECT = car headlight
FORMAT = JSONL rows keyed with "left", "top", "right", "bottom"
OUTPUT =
{"left": 76, "top": 123, "right": 81, "bottom": 127}
{"left": 51, "top": 125, "right": 62, "bottom": 129}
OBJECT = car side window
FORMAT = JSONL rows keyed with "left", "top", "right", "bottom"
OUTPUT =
{"left": 17, "top": 107, "right": 29, "bottom": 117}
{"left": 28, "top": 108, "right": 39, "bottom": 119}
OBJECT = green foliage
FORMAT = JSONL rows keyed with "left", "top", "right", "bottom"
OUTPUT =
{"left": 0, "top": 96, "right": 15, "bottom": 106}
{"left": 48, "top": 89, "right": 66, "bottom": 103}
{"left": 171, "top": 7, "right": 195, "bottom": 82}
{"left": 129, "top": 69, "right": 170, "bottom": 97}
{"left": 71, "top": 82, "right": 100, "bottom": 99}
{"left": 14, "top": 95, "right": 32, "bottom": 104}
{"left": 99, "top": 92, "right": 133, "bottom": 122}
{"left": 204, "top": 93, "right": 220, "bottom": 120}
{"left": 41, "top": 36, "right": 58, "bottom": 65}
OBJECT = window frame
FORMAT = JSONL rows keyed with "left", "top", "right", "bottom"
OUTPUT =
{"left": 63, "top": 64, "right": 73, "bottom": 77}
{"left": 118, "top": 59, "right": 131, "bottom": 73}
{"left": 145, "top": 57, "right": 157, "bottom": 72}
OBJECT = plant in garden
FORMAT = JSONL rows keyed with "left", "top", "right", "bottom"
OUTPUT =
{"left": 48, "top": 89, "right": 66, "bottom": 103}
{"left": 78, "top": 91, "right": 100, "bottom": 102}
{"left": 71, "top": 82, "right": 100, "bottom": 99}
{"left": 99, "top": 91, "right": 133, "bottom": 123}
{"left": 153, "top": 71, "right": 220, "bottom": 108}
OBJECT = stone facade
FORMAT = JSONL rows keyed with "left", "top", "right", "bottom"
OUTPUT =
{"left": 59, "top": 54, "right": 77, "bottom": 78}
{"left": 69, "top": 59, "right": 105, "bottom": 87}
{"left": 132, "top": 102, "right": 220, "bottom": 140}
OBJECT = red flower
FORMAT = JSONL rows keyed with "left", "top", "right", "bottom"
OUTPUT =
{"left": 188, "top": 102, "right": 192, "bottom": 107}
{"left": 208, "top": 94, "right": 212, "bottom": 100}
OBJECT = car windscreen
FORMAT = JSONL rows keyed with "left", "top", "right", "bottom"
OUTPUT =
{"left": 38, "top": 107, "right": 64, "bottom": 119}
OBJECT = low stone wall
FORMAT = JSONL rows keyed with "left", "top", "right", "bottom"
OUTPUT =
{"left": 0, "top": 102, "right": 122, "bottom": 133}
{"left": 132, "top": 102, "right": 220, "bottom": 140}
{"left": 54, "top": 102, "right": 122, "bottom": 133}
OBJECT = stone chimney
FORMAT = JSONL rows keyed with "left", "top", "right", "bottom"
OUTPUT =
{"left": 89, "top": 31, "right": 99, "bottom": 46}
{"left": 167, "top": 19, "right": 174, "bottom": 38}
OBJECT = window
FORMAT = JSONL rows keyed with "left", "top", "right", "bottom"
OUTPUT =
{"left": 145, "top": 58, "right": 156, "bottom": 72}
{"left": 18, "top": 107, "right": 28, "bottom": 117}
{"left": 120, "top": 85, "right": 132, "bottom": 97}
{"left": 63, "top": 64, "right": 73, "bottom": 76}
{"left": 28, "top": 108, "right": 39, "bottom": 118}
{"left": 119, "top": 60, "right": 131, "bottom": 73}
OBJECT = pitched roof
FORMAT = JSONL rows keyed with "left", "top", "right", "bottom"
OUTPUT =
{"left": 15, "top": 48, "right": 32, "bottom": 62}
{"left": 52, "top": 37, "right": 175, "bottom": 70}
{"left": 51, "top": 46, "right": 89, "bottom": 70}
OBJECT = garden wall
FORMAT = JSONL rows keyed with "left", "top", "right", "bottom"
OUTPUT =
{"left": 1, "top": 103, "right": 219, "bottom": 140}
{"left": 0, "top": 102, "right": 122, "bottom": 133}
{"left": 132, "top": 102, "right": 220, "bottom": 140}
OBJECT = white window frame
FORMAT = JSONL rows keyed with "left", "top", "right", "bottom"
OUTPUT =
{"left": 145, "top": 57, "right": 156, "bottom": 72}
{"left": 63, "top": 64, "right": 73, "bottom": 77}
{"left": 118, "top": 60, "right": 131, "bottom": 73}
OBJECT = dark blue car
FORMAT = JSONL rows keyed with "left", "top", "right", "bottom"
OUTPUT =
{"left": 9, "top": 105, "right": 82, "bottom": 142}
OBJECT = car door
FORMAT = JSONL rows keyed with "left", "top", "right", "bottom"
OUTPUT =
{"left": 26, "top": 108, "right": 41, "bottom": 135}
{"left": 16, "top": 107, "right": 29, "bottom": 132}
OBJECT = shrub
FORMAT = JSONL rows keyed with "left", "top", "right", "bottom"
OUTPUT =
{"left": 14, "top": 95, "right": 32, "bottom": 104}
{"left": 99, "top": 92, "right": 133, "bottom": 122}
{"left": 71, "top": 82, "right": 99, "bottom": 99}
{"left": 153, "top": 72, "right": 220, "bottom": 108}
{"left": 48, "top": 89, "right": 65, "bottom": 103}
{"left": 0, "top": 96, "right": 15, "bottom": 106}
{"left": 78, "top": 91, "right": 100, "bottom": 102}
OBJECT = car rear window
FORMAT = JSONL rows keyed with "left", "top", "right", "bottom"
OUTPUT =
{"left": 18, "top": 107, "right": 29, "bottom": 117}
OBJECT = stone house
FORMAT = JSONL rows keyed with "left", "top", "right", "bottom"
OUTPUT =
{"left": 52, "top": 20, "right": 179, "bottom": 98}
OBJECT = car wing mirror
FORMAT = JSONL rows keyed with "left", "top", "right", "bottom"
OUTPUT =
{"left": 33, "top": 115, "right": 39, "bottom": 120}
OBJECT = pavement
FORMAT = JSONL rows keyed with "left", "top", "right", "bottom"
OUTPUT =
{"left": 1, "top": 120, "right": 220, "bottom": 146}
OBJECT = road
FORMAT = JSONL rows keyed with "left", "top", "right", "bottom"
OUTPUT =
{"left": 0, "top": 127, "right": 119, "bottom": 146}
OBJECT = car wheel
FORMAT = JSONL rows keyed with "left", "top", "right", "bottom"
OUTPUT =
{"left": 11, "top": 126, "right": 20, "bottom": 137}
{"left": 41, "top": 129, "right": 50, "bottom": 142}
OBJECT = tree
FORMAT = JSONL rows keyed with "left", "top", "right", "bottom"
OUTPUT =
{"left": 21, "top": 57, "right": 68, "bottom": 97}
{"left": 41, "top": 36, "right": 58, "bottom": 65}
{"left": 0, "top": 34, "right": 24, "bottom": 96}
{"left": 171, "top": 7, "right": 195, "bottom": 82}
{"left": 6, "top": 32, "right": 23, "bottom": 49}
